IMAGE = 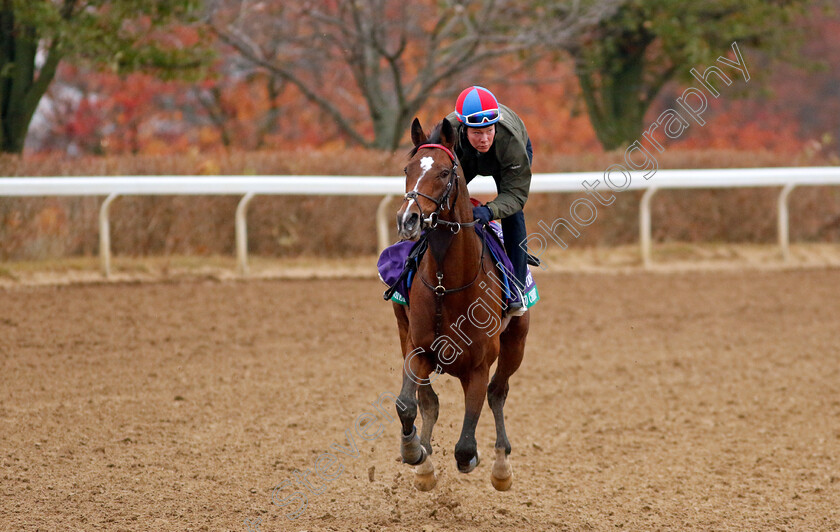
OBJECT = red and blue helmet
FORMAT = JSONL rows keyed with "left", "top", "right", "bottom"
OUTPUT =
{"left": 455, "top": 86, "right": 501, "bottom": 127}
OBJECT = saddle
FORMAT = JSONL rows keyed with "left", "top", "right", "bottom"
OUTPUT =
{"left": 378, "top": 221, "right": 539, "bottom": 309}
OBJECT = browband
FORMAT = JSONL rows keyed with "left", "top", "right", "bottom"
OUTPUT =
{"left": 416, "top": 143, "right": 456, "bottom": 162}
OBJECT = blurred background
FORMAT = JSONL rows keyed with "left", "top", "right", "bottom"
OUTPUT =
{"left": 1, "top": 0, "right": 839, "bottom": 264}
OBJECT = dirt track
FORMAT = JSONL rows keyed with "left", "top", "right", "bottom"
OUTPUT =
{"left": 2, "top": 269, "right": 840, "bottom": 531}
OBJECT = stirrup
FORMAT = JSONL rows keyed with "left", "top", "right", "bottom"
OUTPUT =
{"left": 506, "top": 285, "right": 528, "bottom": 317}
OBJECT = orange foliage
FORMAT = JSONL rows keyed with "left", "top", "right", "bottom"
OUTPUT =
{"left": 502, "top": 60, "right": 602, "bottom": 154}
{"left": 649, "top": 94, "right": 807, "bottom": 154}
{"left": 30, "top": 12, "right": 839, "bottom": 158}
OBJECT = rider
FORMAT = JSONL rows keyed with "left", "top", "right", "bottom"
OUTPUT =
{"left": 446, "top": 85, "right": 533, "bottom": 315}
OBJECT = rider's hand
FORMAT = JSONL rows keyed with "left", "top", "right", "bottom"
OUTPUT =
{"left": 472, "top": 205, "right": 493, "bottom": 225}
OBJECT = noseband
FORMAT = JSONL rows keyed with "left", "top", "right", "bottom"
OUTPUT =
{"left": 404, "top": 144, "right": 476, "bottom": 233}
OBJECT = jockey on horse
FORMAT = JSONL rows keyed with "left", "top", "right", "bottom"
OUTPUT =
{"left": 446, "top": 85, "right": 535, "bottom": 316}
{"left": 385, "top": 89, "right": 535, "bottom": 492}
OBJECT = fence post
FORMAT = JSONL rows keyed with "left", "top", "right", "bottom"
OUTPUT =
{"left": 376, "top": 195, "right": 395, "bottom": 253}
{"left": 640, "top": 187, "right": 658, "bottom": 267}
{"left": 778, "top": 183, "right": 796, "bottom": 261}
{"left": 236, "top": 193, "right": 256, "bottom": 276}
{"left": 99, "top": 193, "right": 119, "bottom": 278}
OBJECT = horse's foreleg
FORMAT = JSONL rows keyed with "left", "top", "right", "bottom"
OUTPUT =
{"left": 454, "top": 367, "right": 489, "bottom": 473}
{"left": 397, "top": 349, "right": 432, "bottom": 465}
{"left": 397, "top": 350, "right": 438, "bottom": 490}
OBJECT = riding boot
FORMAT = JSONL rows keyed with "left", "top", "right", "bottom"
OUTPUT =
{"left": 501, "top": 210, "right": 529, "bottom": 316}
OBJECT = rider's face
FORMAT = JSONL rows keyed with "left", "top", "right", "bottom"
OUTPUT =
{"left": 466, "top": 125, "right": 495, "bottom": 153}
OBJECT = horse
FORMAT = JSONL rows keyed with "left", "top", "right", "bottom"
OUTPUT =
{"left": 391, "top": 116, "right": 530, "bottom": 491}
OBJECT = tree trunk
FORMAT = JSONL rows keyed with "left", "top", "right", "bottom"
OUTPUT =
{"left": 575, "top": 37, "right": 653, "bottom": 151}
{"left": 0, "top": 7, "right": 62, "bottom": 154}
{"left": 369, "top": 103, "right": 424, "bottom": 152}
{"left": 1, "top": 116, "right": 29, "bottom": 154}
{"left": 371, "top": 108, "right": 401, "bottom": 152}
{"left": 256, "top": 75, "right": 283, "bottom": 150}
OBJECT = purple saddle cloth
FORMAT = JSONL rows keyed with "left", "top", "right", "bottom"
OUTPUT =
{"left": 377, "top": 240, "right": 417, "bottom": 305}
{"left": 377, "top": 221, "right": 537, "bottom": 307}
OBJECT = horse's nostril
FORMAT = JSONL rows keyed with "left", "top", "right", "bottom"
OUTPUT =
{"left": 405, "top": 213, "right": 419, "bottom": 229}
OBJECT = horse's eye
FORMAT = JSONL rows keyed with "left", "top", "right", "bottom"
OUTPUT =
{"left": 403, "top": 166, "right": 408, "bottom": 174}
{"left": 440, "top": 169, "right": 450, "bottom": 178}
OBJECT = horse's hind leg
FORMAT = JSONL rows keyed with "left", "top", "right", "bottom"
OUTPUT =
{"left": 418, "top": 383, "right": 439, "bottom": 456}
{"left": 487, "top": 377, "right": 514, "bottom": 491}
{"left": 487, "top": 314, "right": 528, "bottom": 491}
{"left": 414, "top": 383, "right": 439, "bottom": 491}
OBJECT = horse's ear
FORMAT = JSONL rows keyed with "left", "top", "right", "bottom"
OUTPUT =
{"left": 410, "top": 118, "right": 427, "bottom": 147}
{"left": 440, "top": 118, "right": 456, "bottom": 149}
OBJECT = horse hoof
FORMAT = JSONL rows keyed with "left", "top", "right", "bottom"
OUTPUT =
{"left": 457, "top": 450, "right": 480, "bottom": 474}
{"left": 414, "top": 471, "right": 437, "bottom": 491}
{"left": 491, "top": 472, "right": 513, "bottom": 491}
{"left": 414, "top": 457, "right": 436, "bottom": 491}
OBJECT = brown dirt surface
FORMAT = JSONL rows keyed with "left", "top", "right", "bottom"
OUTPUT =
{"left": 2, "top": 268, "right": 840, "bottom": 531}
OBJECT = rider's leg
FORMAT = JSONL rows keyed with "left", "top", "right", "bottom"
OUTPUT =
{"left": 500, "top": 137, "right": 533, "bottom": 314}
{"left": 501, "top": 210, "right": 528, "bottom": 312}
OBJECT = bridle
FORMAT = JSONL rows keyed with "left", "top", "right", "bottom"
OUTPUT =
{"left": 403, "top": 143, "right": 477, "bottom": 233}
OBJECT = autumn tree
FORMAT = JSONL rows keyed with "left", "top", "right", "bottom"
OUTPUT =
{"left": 189, "top": 50, "right": 289, "bottom": 150}
{"left": 561, "top": 0, "right": 814, "bottom": 150}
{"left": 209, "top": 0, "right": 620, "bottom": 151}
{"left": 0, "top": 0, "right": 208, "bottom": 154}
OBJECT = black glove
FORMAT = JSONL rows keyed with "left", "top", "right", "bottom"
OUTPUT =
{"left": 472, "top": 205, "right": 493, "bottom": 224}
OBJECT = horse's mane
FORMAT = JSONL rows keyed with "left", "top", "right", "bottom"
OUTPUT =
{"left": 408, "top": 121, "right": 445, "bottom": 158}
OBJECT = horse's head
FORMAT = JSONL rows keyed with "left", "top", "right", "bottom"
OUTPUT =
{"left": 396, "top": 117, "right": 460, "bottom": 240}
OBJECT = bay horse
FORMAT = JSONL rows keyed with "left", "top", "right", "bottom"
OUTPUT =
{"left": 392, "top": 117, "right": 529, "bottom": 491}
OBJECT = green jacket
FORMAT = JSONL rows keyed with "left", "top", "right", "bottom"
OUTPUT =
{"left": 446, "top": 103, "right": 532, "bottom": 220}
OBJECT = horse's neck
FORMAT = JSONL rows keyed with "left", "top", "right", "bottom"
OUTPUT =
{"left": 448, "top": 176, "right": 473, "bottom": 225}
{"left": 422, "top": 179, "right": 482, "bottom": 283}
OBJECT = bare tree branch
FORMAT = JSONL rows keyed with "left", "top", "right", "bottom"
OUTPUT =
{"left": 209, "top": 0, "right": 620, "bottom": 150}
{"left": 212, "top": 26, "right": 372, "bottom": 147}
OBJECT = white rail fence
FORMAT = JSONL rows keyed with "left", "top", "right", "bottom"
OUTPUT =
{"left": 1, "top": 167, "right": 839, "bottom": 276}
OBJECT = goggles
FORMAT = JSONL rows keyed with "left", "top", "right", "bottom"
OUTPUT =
{"left": 460, "top": 108, "right": 501, "bottom": 126}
